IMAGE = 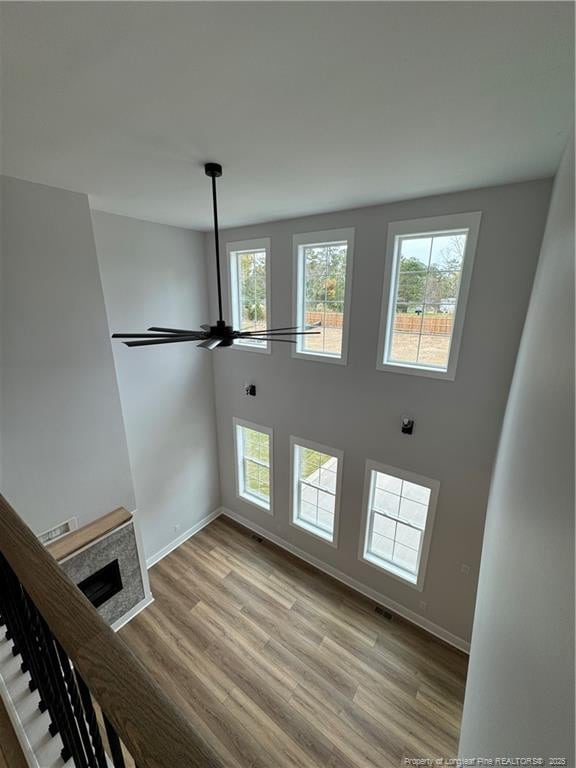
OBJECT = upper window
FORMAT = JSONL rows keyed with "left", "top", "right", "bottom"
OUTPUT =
{"left": 233, "top": 418, "right": 273, "bottom": 513}
{"left": 292, "top": 229, "right": 355, "bottom": 364}
{"left": 227, "top": 238, "right": 271, "bottom": 352}
{"left": 377, "top": 213, "right": 481, "bottom": 379}
{"left": 290, "top": 437, "right": 343, "bottom": 546}
{"left": 359, "top": 461, "right": 439, "bottom": 590}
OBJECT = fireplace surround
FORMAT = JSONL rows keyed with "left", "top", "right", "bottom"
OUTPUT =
{"left": 47, "top": 508, "right": 153, "bottom": 630}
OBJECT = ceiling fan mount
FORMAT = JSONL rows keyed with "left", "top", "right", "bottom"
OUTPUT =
{"left": 111, "top": 162, "right": 319, "bottom": 350}
{"left": 204, "top": 162, "right": 222, "bottom": 178}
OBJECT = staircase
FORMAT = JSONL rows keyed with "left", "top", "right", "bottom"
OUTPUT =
{"left": 0, "top": 633, "right": 73, "bottom": 767}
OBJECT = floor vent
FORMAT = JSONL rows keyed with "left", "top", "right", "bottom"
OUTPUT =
{"left": 374, "top": 606, "right": 394, "bottom": 620}
{"left": 250, "top": 534, "right": 264, "bottom": 543}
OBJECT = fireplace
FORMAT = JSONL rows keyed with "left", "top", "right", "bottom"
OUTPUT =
{"left": 78, "top": 559, "right": 123, "bottom": 609}
{"left": 46, "top": 508, "right": 152, "bottom": 630}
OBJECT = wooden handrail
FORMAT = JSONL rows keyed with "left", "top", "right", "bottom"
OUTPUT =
{"left": 0, "top": 494, "right": 220, "bottom": 768}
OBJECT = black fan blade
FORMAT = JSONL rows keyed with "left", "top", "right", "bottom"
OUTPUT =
{"left": 124, "top": 335, "right": 206, "bottom": 347}
{"left": 197, "top": 337, "right": 224, "bottom": 350}
{"left": 147, "top": 326, "right": 200, "bottom": 334}
{"left": 239, "top": 330, "right": 320, "bottom": 337}
{"left": 240, "top": 326, "right": 300, "bottom": 335}
{"left": 200, "top": 324, "right": 212, "bottom": 331}
{"left": 245, "top": 337, "right": 297, "bottom": 344}
{"left": 113, "top": 332, "right": 198, "bottom": 339}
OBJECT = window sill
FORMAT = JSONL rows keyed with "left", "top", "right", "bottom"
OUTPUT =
{"left": 238, "top": 492, "right": 272, "bottom": 515}
{"left": 232, "top": 341, "right": 271, "bottom": 355}
{"left": 290, "top": 517, "right": 337, "bottom": 547}
{"left": 360, "top": 551, "right": 423, "bottom": 590}
{"left": 376, "top": 360, "right": 455, "bottom": 381}
{"left": 292, "top": 349, "right": 348, "bottom": 366}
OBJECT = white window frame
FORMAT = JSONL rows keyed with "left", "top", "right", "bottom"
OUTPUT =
{"left": 227, "top": 238, "right": 272, "bottom": 354}
{"left": 358, "top": 460, "right": 439, "bottom": 591}
{"left": 376, "top": 212, "right": 481, "bottom": 380}
{"left": 289, "top": 435, "right": 343, "bottom": 547}
{"left": 233, "top": 417, "right": 274, "bottom": 514}
{"left": 292, "top": 228, "right": 355, "bottom": 365}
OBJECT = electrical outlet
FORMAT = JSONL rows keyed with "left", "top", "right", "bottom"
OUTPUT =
{"left": 419, "top": 600, "right": 427, "bottom": 611}
{"left": 173, "top": 523, "right": 181, "bottom": 533}
{"left": 461, "top": 564, "right": 470, "bottom": 576}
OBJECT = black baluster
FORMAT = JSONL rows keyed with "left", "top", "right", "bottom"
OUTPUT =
{"left": 0, "top": 557, "right": 60, "bottom": 737}
{"left": 55, "top": 642, "right": 99, "bottom": 768}
{"left": 36, "top": 615, "right": 89, "bottom": 767}
{"left": 103, "top": 715, "right": 126, "bottom": 768}
{"left": 74, "top": 674, "right": 108, "bottom": 768}
{"left": 23, "top": 593, "right": 63, "bottom": 733}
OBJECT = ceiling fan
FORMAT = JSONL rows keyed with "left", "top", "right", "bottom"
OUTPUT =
{"left": 112, "top": 163, "right": 319, "bottom": 350}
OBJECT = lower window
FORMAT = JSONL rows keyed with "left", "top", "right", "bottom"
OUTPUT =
{"left": 360, "top": 461, "right": 439, "bottom": 589}
{"left": 290, "top": 437, "right": 343, "bottom": 545}
{"left": 233, "top": 418, "right": 273, "bottom": 513}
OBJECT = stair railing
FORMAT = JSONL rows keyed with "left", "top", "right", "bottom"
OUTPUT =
{"left": 0, "top": 494, "right": 220, "bottom": 768}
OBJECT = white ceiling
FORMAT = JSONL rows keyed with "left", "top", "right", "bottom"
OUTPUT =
{"left": 1, "top": 2, "right": 573, "bottom": 230}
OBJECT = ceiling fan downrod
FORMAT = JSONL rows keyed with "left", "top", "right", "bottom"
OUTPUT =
{"left": 110, "top": 162, "right": 321, "bottom": 349}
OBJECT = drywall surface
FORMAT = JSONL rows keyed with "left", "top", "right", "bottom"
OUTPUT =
{"left": 207, "top": 179, "right": 551, "bottom": 645}
{"left": 459, "top": 141, "right": 574, "bottom": 757}
{"left": 0, "top": 176, "right": 136, "bottom": 533}
{"left": 92, "top": 211, "right": 220, "bottom": 563}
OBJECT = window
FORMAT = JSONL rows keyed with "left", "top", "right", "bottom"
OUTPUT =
{"left": 290, "top": 436, "right": 343, "bottom": 545}
{"left": 228, "top": 238, "right": 271, "bottom": 352}
{"left": 377, "top": 213, "right": 481, "bottom": 379}
{"left": 233, "top": 418, "right": 273, "bottom": 513}
{"left": 293, "top": 228, "right": 354, "bottom": 364}
{"left": 359, "top": 461, "right": 439, "bottom": 589}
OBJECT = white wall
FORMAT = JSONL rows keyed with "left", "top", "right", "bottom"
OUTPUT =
{"left": 92, "top": 211, "right": 220, "bottom": 564}
{"left": 207, "top": 179, "right": 552, "bottom": 646}
{"left": 0, "top": 176, "right": 136, "bottom": 534}
{"left": 459, "top": 141, "right": 574, "bottom": 758}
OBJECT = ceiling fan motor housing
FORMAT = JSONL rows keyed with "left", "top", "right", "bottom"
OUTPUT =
{"left": 212, "top": 320, "right": 234, "bottom": 346}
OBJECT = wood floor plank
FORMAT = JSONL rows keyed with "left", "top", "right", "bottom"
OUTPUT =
{"left": 120, "top": 516, "right": 467, "bottom": 767}
{"left": 0, "top": 695, "right": 27, "bottom": 768}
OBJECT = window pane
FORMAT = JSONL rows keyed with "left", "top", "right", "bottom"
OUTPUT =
{"left": 301, "top": 484, "right": 318, "bottom": 505}
{"left": 365, "top": 468, "right": 434, "bottom": 583}
{"left": 231, "top": 248, "right": 268, "bottom": 348}
{"left": 293, "top": 443, "right": 339, "bottom": 541}
{"left": 318, "top": 489, "right": 335, "bottom": 514}
{"left": 373, "top": 513, "right": 396, "bottom": 538}
{"left": 395, "top": 522, "right": 421, "bottom": 551}
{"left": 237, "top": 424, "right": 271, "bottom": 508}
{"left": 300, "top": 241, "right": 348, "bottom": 358}
{"left": 373, "top": 488, "right": 400, "bottom": 517}
{"left": 299, "top": 447, "right": 321, "bottom": 479}
{"left": 399, "top": 497, "right": 427, "bottom": 529}
{"left": 371, "top": 532, "right": 394, "bottom": 560}
{"left": 402, "top": 480, "right": 431, "bottom": 505}
{"left": 385, "top": 229, "right": 469, "bottom": 371}
{"left": 392, "top": 542, "right": 418, "bottom": 573}
{"left": 300, "top": 500, "right": 317, "bottom": 523}
{"left": 317, "top": 509, "right": 334, "bottom": 532}
{"left": 375, "top": 472, "right": 402, "bottom": 495}
{"left": 318, "top": 467, "right": 337, "bottom": 493}
{"left": 389, "top": 331, "right": 420, "bottom": 364}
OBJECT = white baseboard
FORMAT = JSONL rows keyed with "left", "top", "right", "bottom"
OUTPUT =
{"left": 146, "top": 508, "right": 222, "bottom": 569}
{"left": 220, "top": 506, "right": 470, "bottom": 654}
{"left": 111, "top": 594, "right": 154, "bottom": 632}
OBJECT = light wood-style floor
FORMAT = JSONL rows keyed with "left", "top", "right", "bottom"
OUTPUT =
{"left": 120, "top": 517, "right": 468, "bottom": 768}
{"left": 0, "top": 695, "right": 27, "bottom": 768}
